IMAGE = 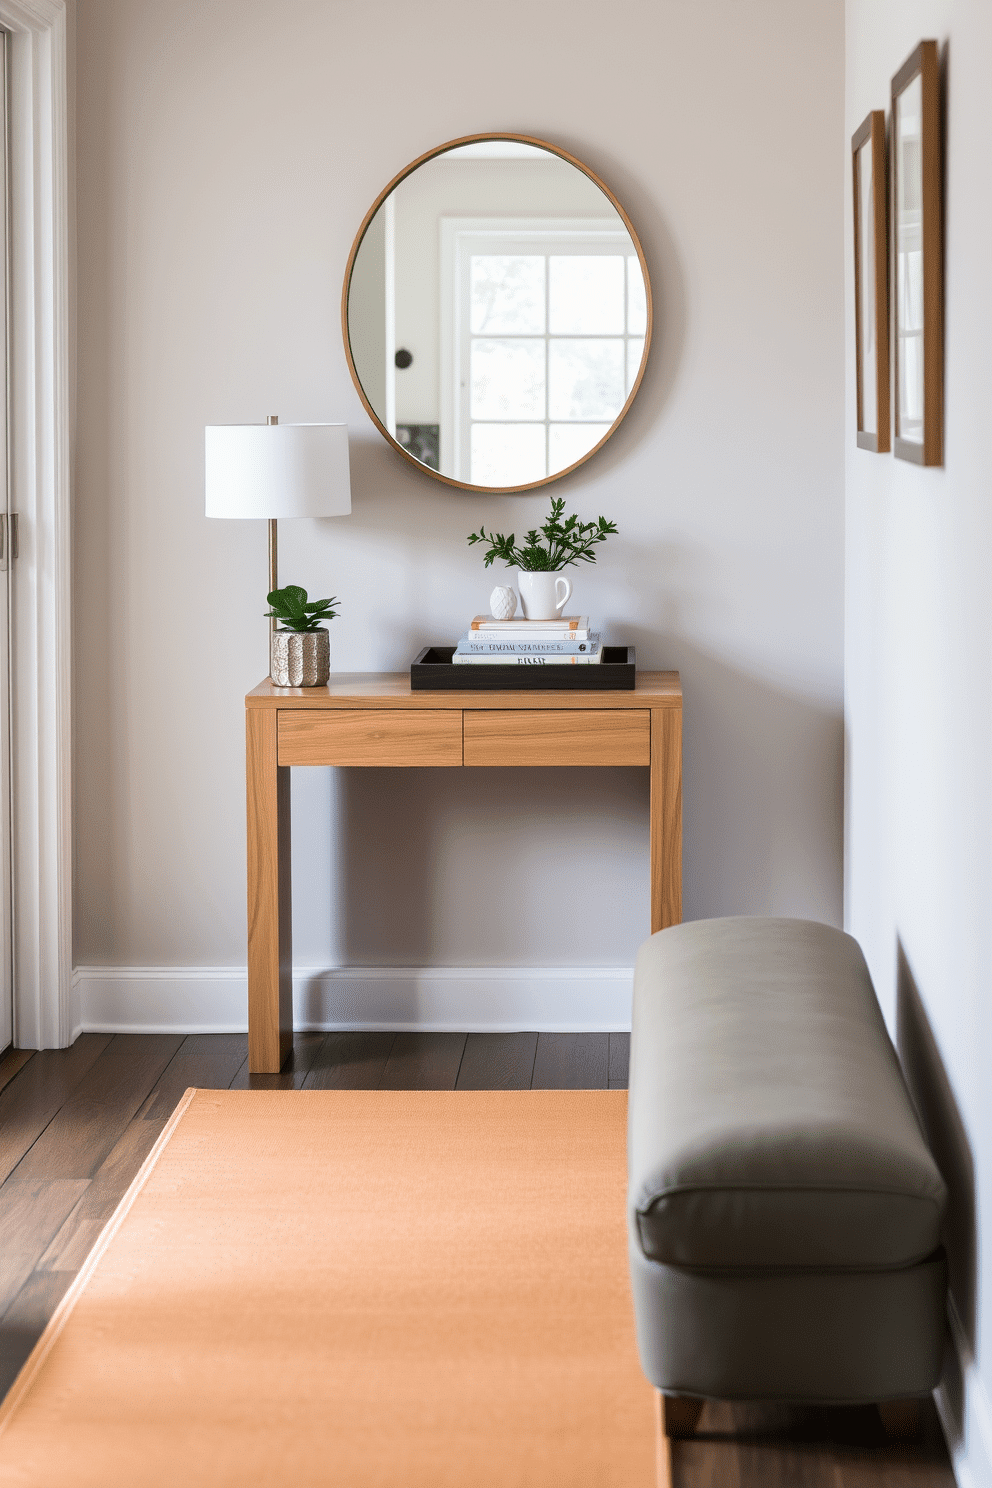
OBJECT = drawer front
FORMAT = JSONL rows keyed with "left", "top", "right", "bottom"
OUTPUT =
{"left": 463, "top": 709, "right": 650, "bottom": 767}
{"left": 278, "top": 710, "right": 463, "bottom": 767}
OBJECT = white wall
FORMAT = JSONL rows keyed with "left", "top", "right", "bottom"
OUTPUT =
{"left": 72, "top": 0, "right": 844, "bottom": 1026}
{"left": 846, "top": 2, "right": 992, "bottom": 1482}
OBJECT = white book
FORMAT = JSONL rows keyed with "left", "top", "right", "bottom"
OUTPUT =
{"left": 456, "top": 633, "right": 601, "bottom": 656}
{"left": 452, "top": 647, "right": 603, "bottom": 666}
{"left": 469, "top": 614, "right": 590, "bottom": 638}
{"left": 465, "top": 626, "right": 593, "bottom": 641}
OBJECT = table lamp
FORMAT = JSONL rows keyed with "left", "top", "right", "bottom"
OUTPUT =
{"left": 205, "top": 416, "right": 351, "bottom": 674}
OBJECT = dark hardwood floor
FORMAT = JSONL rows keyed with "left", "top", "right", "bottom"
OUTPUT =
{"left": 0, "top": 1034, "right": 956, "bottom": 1486}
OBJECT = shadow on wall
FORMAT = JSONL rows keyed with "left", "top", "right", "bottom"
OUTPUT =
{"left": 896, "top": 938, "right": 976, "bottom": 1445}
{"left": 305, "top": 631, "right": 844, "bottom": 985}
{"left": 333, "top": 765, "right": 650, "bottom": 969}
{"left": 623, "top": 632, "right": 844, "bottom": 927}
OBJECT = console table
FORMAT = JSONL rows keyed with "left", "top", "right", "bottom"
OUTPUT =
{"left": 245, "top": 672, "right": 682, "bottom": 1072}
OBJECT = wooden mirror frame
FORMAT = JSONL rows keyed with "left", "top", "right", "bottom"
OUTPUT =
{"left": 891, "top": 41, "right": 943, "bottom": 466}
{"left": 341, "top": 133, "right": 653, "bottom": 494}
{"left": 852, "top": 110, "right": 889, "bottom": 452}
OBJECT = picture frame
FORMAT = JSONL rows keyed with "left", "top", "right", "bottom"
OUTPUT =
{"left": 891, "top": 40, "right": 943, "bottom": 465}
{"left": 852, "top": 111, "right": 889, "bottom": 451}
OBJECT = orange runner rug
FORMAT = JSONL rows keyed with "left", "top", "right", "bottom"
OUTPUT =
{"left": 0, "top": 1089, "right": 665, "bottom": 1486}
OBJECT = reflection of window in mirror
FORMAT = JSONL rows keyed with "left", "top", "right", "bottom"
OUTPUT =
{"left": 438, "top": 223, "right": 645, "bottom": 485}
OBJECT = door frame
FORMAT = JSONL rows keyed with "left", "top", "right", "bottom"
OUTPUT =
{"left": 0, "top": 0, "right": 70, "bottom": 1048}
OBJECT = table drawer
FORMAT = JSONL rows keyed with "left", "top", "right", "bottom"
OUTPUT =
{"left": 463, "top": 710, "right": 650, "bottom": 767}
{"left": 278, "top": 710, "right": 463, "bottom": 767}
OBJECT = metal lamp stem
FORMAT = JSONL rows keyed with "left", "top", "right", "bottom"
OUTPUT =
{"left": 267, "top": 415, "right": 279, "bottom": 636}
{"left": 268, "top": 518, "right": 278, "bottom": 637}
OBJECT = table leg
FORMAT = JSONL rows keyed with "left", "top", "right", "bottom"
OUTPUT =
{"left": 650, "top": 706, "right": 683, "bottom": 932}
{"left": 246, "top": 707, "right": 293, "bottom": 1072}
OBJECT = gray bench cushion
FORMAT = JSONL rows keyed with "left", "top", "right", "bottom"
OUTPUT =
{"left": 629, "top": 918, "right": 946, "bottom": 1270}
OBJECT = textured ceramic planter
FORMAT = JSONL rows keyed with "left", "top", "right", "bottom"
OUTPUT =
{"left": 270, "top": 628, "right": 330, "bottom": 687}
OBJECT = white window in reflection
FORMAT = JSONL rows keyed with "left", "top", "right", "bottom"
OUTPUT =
{"left": 471, "top": 339, "right": 546, "bottom": 420}
{"left": 627, "top": 337, "right": 645, "bottom": 393}
{"left": 445, "top": 219, "right": 648, "bottom": 485}
{"left": 471, "top": 256, "right": 545, "bottom": 335}
{"left": 471, "top": 424, "right": 547, "bottom": 486}
{"left": 627, "top": 256, "right": 647, "bottom": 336}
{"left": 549, "top": 339, "right": 625, "bottom": 421}
{"left": 549, "top": 257, "right": 624, "bottom": 334}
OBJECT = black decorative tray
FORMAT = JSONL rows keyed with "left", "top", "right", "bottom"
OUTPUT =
{"left": 411, "top": 645, "right": 636, "bottom": 691}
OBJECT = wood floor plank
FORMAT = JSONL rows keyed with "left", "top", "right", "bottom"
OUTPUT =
{"left": 304, "top": 1032, "right": 395, "bottom": 1090}
{"left": 456, "top": 1033, "right": 538, "bottom": 1090}
{"left": 531, "top": 1032, "right": 609, "bottom": 1089}
{"left": 228, "top": 1031, "right": 326, "bottom": 1090}
{"left": 672, "top": 1400, "right": 957, "bottom": 1487}
{"left": 138, "top": 1034, "right": 248, "bottom": 1119}
{"left": 8, "top": 1035, "right": 182, "bottom": 1184}
{"left": 36, "top": 1116, "right": 168, "bottom": 1274}
{"left": 0, "top": 1178, "right": 90, "bottom": 1317}
{"left": 0, "top": 1268, "right": 78, "bottom": 1403}
{"left": 0, "top": 1049, "right": 34, "bottom": 1096}
{"left": 0, "top": 1036, "right": 114, "bottom": 1184}
{"left": 0, "top": 1267, "right": 78, "bottom": 1404}
{"left": 379, "top": 1033, "right": 467, "bottom": 1090}
{"left": 608, "top": 1032, "right": 630, "bottom": 1088}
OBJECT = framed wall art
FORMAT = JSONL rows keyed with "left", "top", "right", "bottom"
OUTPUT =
{"left": 852, "top": 110, "right": 889, "bottom": 451}
{"left": 891, "top": 40, "right": 943, "bottom": 466}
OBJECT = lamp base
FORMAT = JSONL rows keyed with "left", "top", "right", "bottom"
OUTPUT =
{"left": 270, "top": 629, "right": 330, "bottom": 688}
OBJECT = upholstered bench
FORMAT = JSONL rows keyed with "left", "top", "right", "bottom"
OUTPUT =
{"left": 627, "top": 917, "right": 948, "bottom": 1437}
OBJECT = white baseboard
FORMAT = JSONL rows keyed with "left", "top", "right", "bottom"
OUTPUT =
{"left": 70, "top": 965, "right": 634, "bottom": 1040}
{"left": 936, "top": 1300, "right": 992, "bottom": 1488}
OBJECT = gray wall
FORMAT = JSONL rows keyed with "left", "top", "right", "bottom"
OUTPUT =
{"left": 72, "top": 0, "right": 844, "bottom": 979}
{"left": 846, "top": 0, "right": 992, "bottom": 1481}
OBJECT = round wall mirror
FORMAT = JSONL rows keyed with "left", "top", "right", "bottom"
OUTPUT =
{"left": 342, "top": 134, "right": 652, "bottom": 493}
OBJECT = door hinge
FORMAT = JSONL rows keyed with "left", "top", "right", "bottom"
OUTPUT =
{"left": 0, "top": 513, "right": 17, "bottom": 572}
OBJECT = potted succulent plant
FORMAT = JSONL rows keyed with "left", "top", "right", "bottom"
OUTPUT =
{"left": 467, "top": 496, "right": 618, "bottom": 619}
{"left": 264, "top": 585, "right": 340, "bottom": 687}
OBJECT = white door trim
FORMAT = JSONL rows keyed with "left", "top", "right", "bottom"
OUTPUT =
{"left": 0, "top": 0, "right": 70, "bottom": 1048}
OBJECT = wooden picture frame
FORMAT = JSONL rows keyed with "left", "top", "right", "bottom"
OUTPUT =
{"left": 852, "top": 111, "right": 889, "bottom": 451}
{"left": 891, "top": 40, "right": 943, "bottom": 465}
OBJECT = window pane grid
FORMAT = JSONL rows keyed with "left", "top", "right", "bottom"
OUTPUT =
{"left": 468, "top": 250, "right": 644, "bottom": 483}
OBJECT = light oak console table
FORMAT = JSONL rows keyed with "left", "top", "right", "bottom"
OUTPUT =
{"left": 245, "top": 671, "right": 682, "bottom": 1073}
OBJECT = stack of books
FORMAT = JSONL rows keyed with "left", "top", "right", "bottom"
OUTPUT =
{"left": 453, "top": 615, "right": 603, "bottom": 666}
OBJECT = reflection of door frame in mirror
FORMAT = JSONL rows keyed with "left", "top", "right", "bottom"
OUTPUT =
{"left": 341, "top": 133, "right": 653, "bottom": 494}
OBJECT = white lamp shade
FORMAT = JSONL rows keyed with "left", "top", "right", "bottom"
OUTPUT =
{"left": 205, "top": 422, "right": 351, "bottom": 519}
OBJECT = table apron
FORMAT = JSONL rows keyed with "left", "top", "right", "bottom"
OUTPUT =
{"left": 276, "top": 707, "right": 654, "bottom": 768}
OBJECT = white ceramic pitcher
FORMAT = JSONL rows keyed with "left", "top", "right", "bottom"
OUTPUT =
{"left": 517, "top": 571, "right": 572, "bottom": 621}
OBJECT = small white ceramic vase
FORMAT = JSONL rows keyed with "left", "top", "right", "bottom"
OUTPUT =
{"left": 489, "top": 585, "right": 517, "bottom": 621}
{"left": 517, "top": 571, "right": 572, "bottom": 621}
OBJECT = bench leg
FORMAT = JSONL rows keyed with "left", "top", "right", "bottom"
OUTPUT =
{"left": 877, "top": 1399, "right": 925, "bottom": 1440}
{"left": 661, "top": 1393, "right": 704, "bottom": 1439}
